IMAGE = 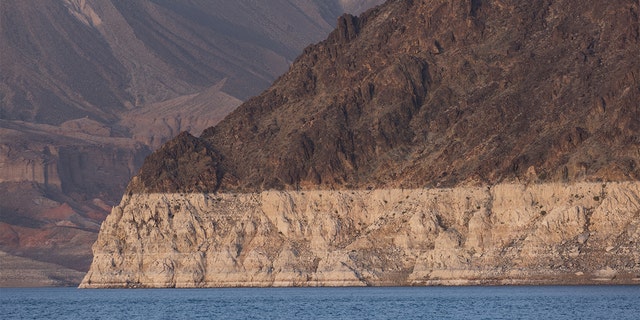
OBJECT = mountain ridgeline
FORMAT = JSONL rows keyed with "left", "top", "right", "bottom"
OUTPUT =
{"left": 130, "top": 0, "right": 640, "bottom": 194}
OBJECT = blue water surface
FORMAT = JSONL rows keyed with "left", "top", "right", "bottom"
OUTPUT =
{"left": 1, "top": 286, "right": 639, "bottom": 319}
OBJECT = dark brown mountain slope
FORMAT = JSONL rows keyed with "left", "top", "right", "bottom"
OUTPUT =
{"left": 131, "top": 0, "right": 640, "bottom": 194}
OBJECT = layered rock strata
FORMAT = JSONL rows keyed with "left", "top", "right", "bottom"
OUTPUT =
{"left": 81, "top": 182, "right": 640, "bottom": 288}
{"left": 1, "top": 0, "right": 384, "bottom": 286}
{"left": 0, "top": 251, "right": 86, "bottom": 287}
{"left": 82, "top": 0, "right": 639, "bottom": 288}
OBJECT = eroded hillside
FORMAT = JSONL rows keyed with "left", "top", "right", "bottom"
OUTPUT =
{"left": 0, "top": 0, "right": 384, "bottom": 286}
{"left": 131, "top": 0, "right": 639, "bottom": 193}
{"left": 83, "top": 0, "right": 640, "bottom": 287}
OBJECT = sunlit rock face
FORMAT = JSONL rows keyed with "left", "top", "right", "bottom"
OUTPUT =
{"left": 81, "top": 182, "right": 640, "bottom": 288}
{"left": 82, "top": 0, "right": 639, "bottom": 287}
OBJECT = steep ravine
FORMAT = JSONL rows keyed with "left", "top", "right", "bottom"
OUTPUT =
{"left": 81, "top": 182, "right": 640, "bottom": 287}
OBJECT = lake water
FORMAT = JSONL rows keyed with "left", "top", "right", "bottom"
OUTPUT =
{"left": 1, "top": 286, "right": 639, "bottom": 319}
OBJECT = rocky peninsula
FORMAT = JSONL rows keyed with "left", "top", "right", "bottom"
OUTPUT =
{"left": 81, "top": 0, "right": 639, "bottom": 287}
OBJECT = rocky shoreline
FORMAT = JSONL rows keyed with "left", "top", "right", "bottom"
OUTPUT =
{"left": 81, "top": 182, "right": 640, "bottom": 288}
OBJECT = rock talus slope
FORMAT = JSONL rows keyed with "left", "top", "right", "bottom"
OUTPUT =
{"left": 82, "top": 182, "right": 640, "bottom": 287}
{"left": 83, "top": 0, "right": 639, "bottom": 287}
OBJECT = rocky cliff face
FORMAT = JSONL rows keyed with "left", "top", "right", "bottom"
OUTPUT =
{"left": 1, "top": 0, "right": 384, "bottom": 286}
{"left": 83, "top": 0, "right": 640, "bottom": 287}
{"left": 0, "top": 119, "right": 149, "bottom": 275}
{"left": 0, "top": 119, "right": 148, "bottom": 199}
{"left": 82, "top": 182, "right": 640, "bottom": 287}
